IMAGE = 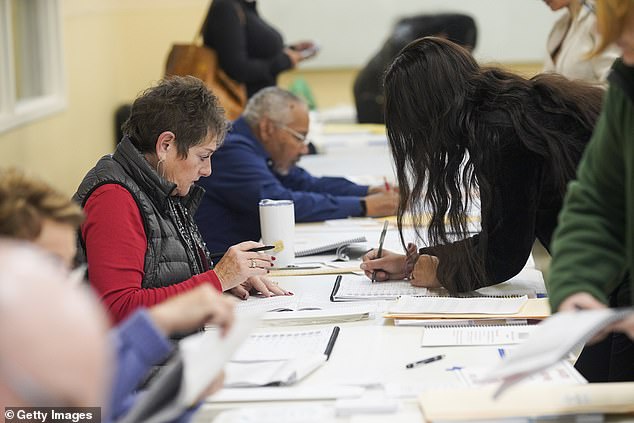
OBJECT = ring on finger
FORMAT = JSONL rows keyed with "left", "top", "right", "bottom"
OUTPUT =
{"left": 249, "top": 258, "right": 257, "bottom": 269}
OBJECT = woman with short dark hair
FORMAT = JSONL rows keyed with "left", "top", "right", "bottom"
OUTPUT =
{"left": 75, "top": 76, "right": 287, "bottom": 324}
{"left": 361, "top": 37, "right": 603, "bottom": 294}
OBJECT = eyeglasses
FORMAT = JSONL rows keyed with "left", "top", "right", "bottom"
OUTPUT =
{"left": 276, "top": 124, "right": 310, "bottom": 145}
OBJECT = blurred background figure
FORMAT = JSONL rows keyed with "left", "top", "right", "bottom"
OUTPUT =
{"left": 0, "top": 240, "right": 111, "bottom": 410}
{"left": 203, "top": 0, "right": 318, "bottom": 98}
{"left": 0, "top": 167, "right": 84, "bottom": 269}
{"left": 354, "top": 13, "right": 477, "bottom": 123}
{"left": 0, "top": 167, "right": 234, "bottom": 421}
{"left": 543, "top": 0, "right": 620, "bottom": 84}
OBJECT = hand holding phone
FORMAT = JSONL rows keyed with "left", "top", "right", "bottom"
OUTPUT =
{"left": 290, "top": 41, "right": 320, "bottom": 60}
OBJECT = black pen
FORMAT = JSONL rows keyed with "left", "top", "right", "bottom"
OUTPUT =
{"left": 371, "top": 220, "right": 389, "bottom": 283}
{"left": 278, "top": 265, "right": 322, "bottom": 270}
{"left": 324, "top": 326, "right": 340, "bottom": 360}
{"left": 209, "top": 245, "right": 275, "bottom": 260}
{"left": 405, "top": 354, "right": 445, "bottom": 369}
{"left": 330, "top": 275, "right": 343, "bottom": 302}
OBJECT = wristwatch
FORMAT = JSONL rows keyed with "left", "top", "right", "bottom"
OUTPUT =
{"left": 359, "top": 199, "right": 367, "bottom": 216}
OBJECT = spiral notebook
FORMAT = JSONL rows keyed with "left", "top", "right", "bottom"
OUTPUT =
{"left": 330, "top": 275, "right": 429, "bottom": 301}
{"left": 295, "top": 236, "right": 367, "bottom": 257}
{"left": 420, "top": 323, "right": 537, "bottom": 346}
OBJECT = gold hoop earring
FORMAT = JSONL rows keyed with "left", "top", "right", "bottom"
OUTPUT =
{"left": 157, "top": 158, "right": 166, "bottom": 179}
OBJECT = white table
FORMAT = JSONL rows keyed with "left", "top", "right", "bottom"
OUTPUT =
{"left": 191, "top": 221, "right": 550, "bottom": 423}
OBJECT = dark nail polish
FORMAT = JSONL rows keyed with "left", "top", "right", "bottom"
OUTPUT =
{"left": 272, "top": 256, "right": 276, "bottom": 260}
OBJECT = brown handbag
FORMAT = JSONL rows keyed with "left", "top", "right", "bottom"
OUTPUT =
{"left": 164, "top": 5, "right": 246, "bottom": 120}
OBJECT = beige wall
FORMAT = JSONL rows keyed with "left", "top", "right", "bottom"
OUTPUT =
{"left": 0, "top": 0, "right": 210, "bottom": 195}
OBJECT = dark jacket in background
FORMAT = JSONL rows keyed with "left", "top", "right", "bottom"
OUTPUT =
{"left": 203, "top": 0, "right": 292, "bottom": 97}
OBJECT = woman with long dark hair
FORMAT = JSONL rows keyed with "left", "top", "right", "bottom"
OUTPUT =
{"left": 361, "top": 37, "right": 603, "bottom": 293}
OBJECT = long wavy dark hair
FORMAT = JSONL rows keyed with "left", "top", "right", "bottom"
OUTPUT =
{"left": 383, "top": 37, "right": 603, "bottom": 288}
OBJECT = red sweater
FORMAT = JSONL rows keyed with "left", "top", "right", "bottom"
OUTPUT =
{"left": 82, "top": 184, "right": 222, "bottom": 324}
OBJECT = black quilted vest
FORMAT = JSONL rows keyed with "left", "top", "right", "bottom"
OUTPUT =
{"left": 73, "top": 137, "right": 207, "bottom": 289}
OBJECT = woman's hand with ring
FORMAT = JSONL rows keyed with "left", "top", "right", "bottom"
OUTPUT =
{"left": 214, "top": 241, "right": 275, "bottom": 291}
{"left": 229, "top": 276, "right": 291, "bottom": 300}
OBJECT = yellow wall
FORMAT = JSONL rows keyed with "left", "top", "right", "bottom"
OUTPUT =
{"left": 0, "top": 0, "right": 210, "bottom": 195}
{"left": 0, "top": 0, "right": 543, "bottom": 195}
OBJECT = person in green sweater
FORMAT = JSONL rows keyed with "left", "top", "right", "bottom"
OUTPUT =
{"left": 548, "top": 0, "right": 634, "bottom": 382}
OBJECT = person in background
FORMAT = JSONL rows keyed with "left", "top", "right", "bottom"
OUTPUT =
{"left": 203, "top": 0, "right": 317, "bottom": 97}
{"left": 354, "top": 13, "right": 477, "bottom": 124}
{"left": 195, "top": 87, "right": 399, "bottom": 253}
{"left": 543, "top": 0, "right": 620, "bottom": 83}
{"left": 0, "top": 167, "right": 234, "bottom": 421}
{"left": 547, "top": 0, "right": 634, "bottom": 382}
{"left": 0, "top": 241, "right": 111, "bottom": 413}
{"left": 361, "top": 37, "right": 603, "bottom": 294}
{"left": 73, "top": 76, "right": 286, "bottom": 325}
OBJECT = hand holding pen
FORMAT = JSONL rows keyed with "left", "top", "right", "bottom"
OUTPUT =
{"left": 213, "top": 241, "right": 276, "bottom": 291}
{"left": 360, "top": 242, "right": 418, "bottom": 282}
{"left": 371, "top": 220, "right": 389, "bottom": 282}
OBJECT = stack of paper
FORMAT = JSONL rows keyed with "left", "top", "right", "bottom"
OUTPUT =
{"left": 389, "top": 296, "right": 529, "bottom": 315}
{"left": 385, "top": 297, "right": 551, "bottom": 320}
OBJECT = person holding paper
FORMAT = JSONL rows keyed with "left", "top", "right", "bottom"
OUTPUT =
{"left": 0, "top": 168, "right": 234, "bottom": 421}
{"left": 195, "top": 87, "right": 399, "bottom": 253}
{"left": 547, "top": 0, "right": 634, "bottom": 382}
{"left": 74, "top": 77, "right": 288, "bottom": 325}
{"left": 360, "top": 37, "right": 603, "bottom": 294}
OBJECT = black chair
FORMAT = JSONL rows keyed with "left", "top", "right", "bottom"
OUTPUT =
{"left": 114, "top": 104, "right": 132, "bottom": 146}
{"left": 354, "top": 13, "right": 477, "bottom": 124}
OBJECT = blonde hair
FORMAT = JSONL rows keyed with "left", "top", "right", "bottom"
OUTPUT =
{"left": 0, "top": 168, "right": 84, "bottom": 240}
{"left": 595, "top": 0, "right": 634, "bottom": 54}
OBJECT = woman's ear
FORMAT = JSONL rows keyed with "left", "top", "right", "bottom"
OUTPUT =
{"left": 155, "top": 131, "right": 175, "bottom": 160}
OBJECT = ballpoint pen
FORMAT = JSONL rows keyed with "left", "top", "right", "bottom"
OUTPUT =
{"left": 371, "top": 220, "right": 389, "bottom": 283}
{"left": 405, "top": 354, "right": 445, "bottom": 369}
{"left": 209, "top": 244, "right": 276, "bottom": 260}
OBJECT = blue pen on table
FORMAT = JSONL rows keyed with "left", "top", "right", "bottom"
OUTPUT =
{"left": 405, "top": 354, "right": 445, "bottom": 369}
{"left": 371, "top": 220, "right": 389, "bottom": 283}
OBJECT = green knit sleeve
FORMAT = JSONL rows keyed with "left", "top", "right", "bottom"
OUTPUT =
{"left": 547, "top": 81, "right": 629, "bottom": 311}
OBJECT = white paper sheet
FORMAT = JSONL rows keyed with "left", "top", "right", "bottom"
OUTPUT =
{"left": 389, "top": 296, "right": 528, "bottom": 315}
